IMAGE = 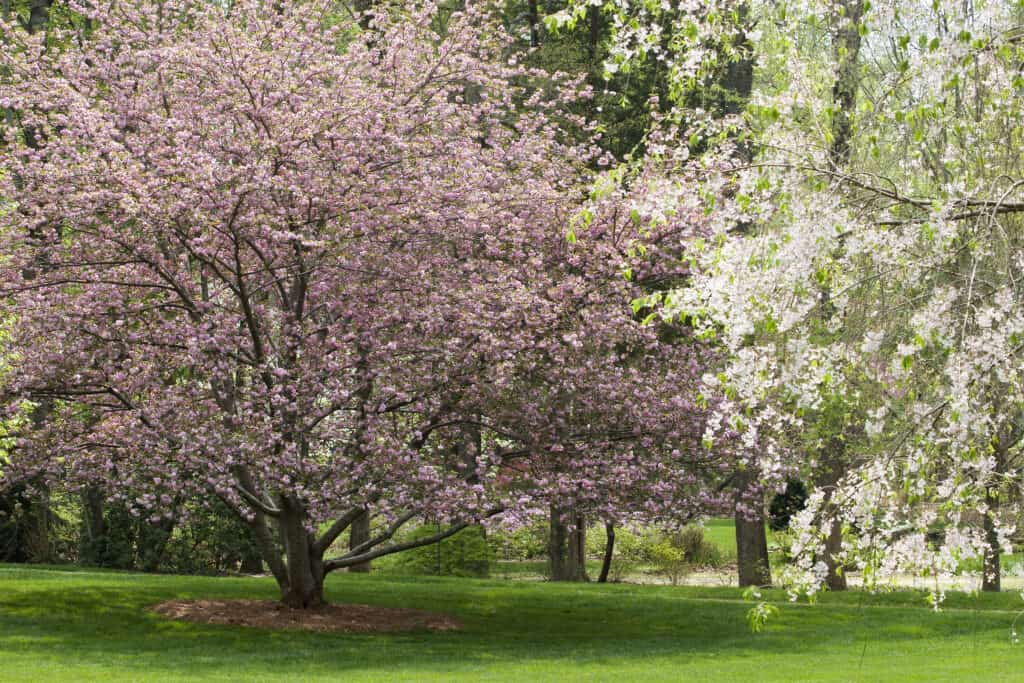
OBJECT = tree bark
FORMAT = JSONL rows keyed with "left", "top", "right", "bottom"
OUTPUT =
{"left": 735, "top": 468, "right": 771, "bottom": 587}
{"left": 597, "top": 521, "right": 615, "bottom": 583}
{"left": 347, "top": 510, "right": 372, "bottom": 573}
{"left": 830, "top": 0, "right": 864, "bottom": 167}
{"left": 982, "top": 485, "right": 1001, "bottom": 592}
{"left": 824, "top": 519, "right": 848, "bottom": 591}
{"left": 278, "top": 496, "right": 325, "bottom": 608}
{"left": 22, "top": 488, "right": 51, "bottom": 564}
{"left": 549, "top": 506, "right": 588, "bottom": 581}
{"left": 527, "top": 0, "right": 540, "bottom": 48}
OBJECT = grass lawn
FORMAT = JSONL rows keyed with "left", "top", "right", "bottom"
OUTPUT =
{"left": 3, "top": 565, "right": 1024, "bottom": 681}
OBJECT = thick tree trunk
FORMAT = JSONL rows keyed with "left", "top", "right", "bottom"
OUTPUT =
{"left": 347, "top": 510, "right": 372, "bottom": 573}
{"left": 278, "top": 496, "right": 326, "bottom": 608}
{"left": 597, "top": 522, "right": 615, "bottom": 583}
{"left": 735, "top": 468, "right": 771, "bottom": 587}
{"left": 549, "top": 506, "right": 588, "bottom": 581}
{"left": 982, "top": 487, "right": 1001, "bottom": 592}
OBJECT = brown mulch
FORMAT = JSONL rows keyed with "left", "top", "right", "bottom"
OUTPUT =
{"left": 149, "top": 599, "right": 463, "bottom": 633}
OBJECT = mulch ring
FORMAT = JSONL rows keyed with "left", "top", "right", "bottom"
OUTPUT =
{"left": 149, "top": 599, "right": 463, "bottom": 633}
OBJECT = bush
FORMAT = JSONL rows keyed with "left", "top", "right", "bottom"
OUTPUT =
{"left": 488, "top": 520, "right": 548, "bottom": 561}
{"left": 648, "top": 541, "right": 688, "bottom": 585}
{"left": 393, "top": 524, "right": 491, "bottom": 577}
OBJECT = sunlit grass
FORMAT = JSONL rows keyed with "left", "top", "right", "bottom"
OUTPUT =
{"left": 2, "top": 564, "right": 1024, "bottom": 681}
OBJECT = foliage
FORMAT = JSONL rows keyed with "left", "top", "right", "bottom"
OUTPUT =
{"left": 391, "top": 524, "right": 491, "bottom": 578}
{"left": 488, "top": 520, "right": 549, "bottom": 561}
{"left": 599, "top": 0, "right": 1024, "bottom": 600}
{"left": 647, "top": 540, "right": 688, "bottom": 585}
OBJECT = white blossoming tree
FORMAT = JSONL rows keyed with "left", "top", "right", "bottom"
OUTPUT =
{"left": 575, "top": 0, "right": 1024, "bottom": 599}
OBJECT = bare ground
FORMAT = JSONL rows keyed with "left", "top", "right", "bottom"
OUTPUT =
{"left": 149, "top": 599, "right": 462, "bottom": 633}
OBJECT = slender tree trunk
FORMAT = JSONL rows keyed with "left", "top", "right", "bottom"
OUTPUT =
{"left": 527, "top": 0, "right": 540, "bottom": 48}
{"left": 982, "top": 486, "right": 1001, "bottom": 592}
{"left": 830, "top": 0, "right": 864, "bottom": 167}
{"left": 347, "top": 510, "right": 372, "bottom": 573}
{"left": 735, "top": 468, "right": 771, "bottom": 587}
{"left": 597, "top": 521, "right": 615, "bottom": 583}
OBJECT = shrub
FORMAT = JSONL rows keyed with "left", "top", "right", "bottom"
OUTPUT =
{"left": 393, "top": 524, "right": 491, "bottom": 577}
{"left": 648, "top": 541, "right": 688, "bottom": 585}
{"left": 488, "top": 520, "right": 548, "bottom": 561}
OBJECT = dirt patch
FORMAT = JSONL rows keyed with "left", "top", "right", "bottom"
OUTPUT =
{"left": 149, "top": 599, "right": 462, "bottom": 633}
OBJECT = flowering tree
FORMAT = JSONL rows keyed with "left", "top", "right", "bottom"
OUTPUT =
{"left": 556, "top": 0, "right": 1024, "bottom": 600}
{"left": 634, "top": 0, "right": 1024, "bottom": 599}
{"left": 0, "top": 0, "right": 721, "bottom": 605}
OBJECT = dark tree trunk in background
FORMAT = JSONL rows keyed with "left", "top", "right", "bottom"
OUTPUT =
{"left": 347, "top": 510, "right": 372, "bottom": 573}
{"left": 597, "top": 521, "right": 615, "bottom": 583}
{"left": 22, "top": 490, "right": 51, "bottom": 563}
{"left": 829, "top": 0, "right": 864, "bottom": 167}
{"left": 549, "top": 506, "right": 588, "bottom": 581}
{"left": 27, "top": 0, "right": 53, "bottom": 33}
{"left": 735, "top": 468, "right": 771, "bottom": 587}
{"left": 527, "top": 0, "right": 540, "bottom": 47}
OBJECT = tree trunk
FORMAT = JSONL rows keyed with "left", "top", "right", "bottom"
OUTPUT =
{"left": 735, "top": 468, "right": 771, "bottom": 587}
{"left": 824, "top": 519, "right": 848, "bottom": 591}
{"left": 527, "top": 0, "right": 540, "bottom": 48}
{"left": 549, "top": 506, "right": 588, "bottom": 581}
{"left": 982, "top": 486, "right": 1001, "bottom": 592}
{"left": 815, "top": 437, "right": 848, "bottom": 591}
{"left": 81, "top": 487, "right": 105, "bottom": 545}
{"left": 597, "top": 521, "right": 615, "bottom": 583}
{"left": 347, "top": 510, "right": 372, "bottom": 573}
{"left": 830, "top": 0, "right": 864, "bottom": 167}
{"left": 22, "top": 488, "right": 51, "bottom": 564}
{"left": 278, "top": 496, "right": 326, "bottom": 608}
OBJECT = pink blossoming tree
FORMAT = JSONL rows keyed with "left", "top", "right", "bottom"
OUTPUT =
{"left": 0, "top": 0, "right": 716, "bottom": 606}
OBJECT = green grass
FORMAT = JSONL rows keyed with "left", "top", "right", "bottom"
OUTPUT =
{"left": 3, "top": 565, "right": 1024, "bottom": 681}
